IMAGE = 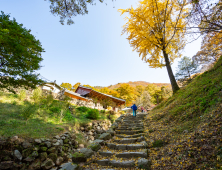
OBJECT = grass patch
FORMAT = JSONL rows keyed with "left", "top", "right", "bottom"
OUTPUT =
{"left": 144, "top": 56, "right": 222, "bottom": 169}
{"left": 0, "top": 90, "right": 116, "bottom": 139}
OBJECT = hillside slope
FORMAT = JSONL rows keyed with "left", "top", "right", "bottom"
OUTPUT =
{"left": 144, "top": 56, "right": 222, "bottom": 169}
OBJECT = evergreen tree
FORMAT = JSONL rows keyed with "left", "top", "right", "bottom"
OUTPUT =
{"left": 175, "top": 56, "right": 199, "bottom": 85}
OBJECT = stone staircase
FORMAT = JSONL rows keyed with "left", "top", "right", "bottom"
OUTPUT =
{"left": 85, "top": 114, "right": 151, "bottom": 169}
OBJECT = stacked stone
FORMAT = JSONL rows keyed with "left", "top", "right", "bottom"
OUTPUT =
{"left": 84, "top": 114, "right": 151, "bottom": 169}
{"left": 0, "top": 132, "right": 78, "bottom": 170}
{"left": 79, "top": 120, "right": 112, "bottom": 143}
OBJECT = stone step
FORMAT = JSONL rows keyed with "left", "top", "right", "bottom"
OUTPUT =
{"left": 116, "top": 133, "right": 144, "bottom": 138}
{"left": 123, "top": 120, "right": 142, "bottom": 122}
{"left": 83, "top": 113, "right": 149, "bottom": 170}
{"left": 121, "top": 122, "right": 144, "bottom": 126}
{"left": 96, "top": 157, "right": 151, "bottom": 168}
{"left": 96, "top": 159, "right": 135, "bottom": 168}
{"left": 106, "top": 141, "right": 148, "bottom": 150}
{"left": 99, "top": 149, "right": 148, "bottom": 159}
{"left": 116, "top": 150, "right": 148, "bottom": 158}
{"left": 117, "top": 126, "right": 144, "bottom": 130}
{"left": 115, "top": 130, "right": 144, "bottom": 135}
{"left": 113, "top": 136, "right": 145, "bottom": 144}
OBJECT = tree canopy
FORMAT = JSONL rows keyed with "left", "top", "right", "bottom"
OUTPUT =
{"left": 46, "top": 0, "right": 106, "bottom": 25}
{"left": 0, "top": 12, "right": 44, "bottom": 93}
{"left": 188, "top": 0, "right": 222, "bottom": 34}
{"left": 60, "top": 82, "right": 72, "bottom": 90}
{"left": 119, "top": 0, "right": 188, "bottom": 93}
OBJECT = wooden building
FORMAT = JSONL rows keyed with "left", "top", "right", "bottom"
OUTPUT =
{"left": 41, "top": 83, "right": 125, "bottom": 111}
{"left": 75, "top": 85, "right": 125, "bottom": 110}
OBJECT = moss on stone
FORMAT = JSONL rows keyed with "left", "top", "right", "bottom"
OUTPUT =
{"left": 48, "top": 153, "right": 57, "bottom": 163}
{"left": 40, "top": 152, "right": 47, "bottom": 161}
{"left": 87, "top": 143, "right": 101, "bottom": 151}
{"left": 22, "top": 148, "right": 33, "bottom": 157}
{"left": 40, "top": 147, "right": 48, "bottom": 152}
{"left": 63, "top": 139, "right": 69, "bottom": 144}
{"left": 72, "top": 152, "right": 85, "bottom": 158}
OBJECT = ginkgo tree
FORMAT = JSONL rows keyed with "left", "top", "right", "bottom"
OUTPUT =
{"left": 119, "top": 0, "right": 188, "bottom": 93}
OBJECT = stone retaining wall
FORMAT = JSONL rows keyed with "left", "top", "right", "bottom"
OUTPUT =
{"left": 0, "top": 116, "right": 125, "bottom": 170}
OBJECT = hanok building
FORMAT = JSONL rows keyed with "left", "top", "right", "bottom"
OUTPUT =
{"left": 75, "top": 85, "right": 125, "bottom": 111}
{"left": 40, "top": 83, "right": 125, "bottom": 111}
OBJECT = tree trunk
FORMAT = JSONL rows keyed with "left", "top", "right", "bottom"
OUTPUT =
{"left": 162, "top": 50, "right": 180, "bottom": 93}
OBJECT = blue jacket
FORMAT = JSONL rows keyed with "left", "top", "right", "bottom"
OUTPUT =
{"left": 131, "top": 104, "right": 137, "bottom": 111}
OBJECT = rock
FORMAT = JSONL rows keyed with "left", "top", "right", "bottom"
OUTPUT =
{"left": 89, "top": 136, "right": 94, "bottom": 141}
{"left": 45, "top": 142, "right": 52, "bottom": 148}
{"left": 78, "top": 144, "right": 84, "bottom": 148}
{"left": 11, "top": 136, "right": 19, "bottom": 142}
{"left": 79, "top": 148, "right": 94, "bottom": 158}
{"left": 106, "top": 128, "right": 115, "bottom": 136}
{"left": 34, "top": 139, "right": 42, "bottom": 144}
{"left": 40, "top": 152, "right": 48, "bottom": 161}
{"left": 22, "top": 148, "right": 33, "bottom": 157}
{"left": 50, "top": 167, "right": 58, "bottom": 170}
{"left": 56, "top": 157, "right": 63, "bottom": 166}
{"left": 87, "top": 131, "right": 93, "bottom": 136}
{"left": 63, "top": 139, "right": 69, "bottom": 144}
{"left": 48, "top": 147, "right": 57, "bottom": 153}
{"left": 61, "top": 136, "right": 66, "bottom": 140}
{"left": 183, "top": 130, "right": 189, "bottom": 133}
{"left": 40, "top": 147, "right": 48, "bottom": 152}
{"left": 22, "top": 141, "right": 32, "bottom": 148}
{"left": 14, "top": 150, "right": 22, "bottom": 160}
{"left": 80, "top": 127, "right": 85, "bottom": 131}
{"left": 54, "top": 135, "right": 60, "bottom": 139}
{"left": 58, "top": 140, "right": 63, "bottom": 146}
{"left": 137, "top": 136, "right": 145, "bottom": 142}
{"left": 88, "top": 140, "right": 93, "bottom": 144}
{"left": 87, "top": 122, "right": 93, "bottom": 127}
{"left": 28, "top": 159, "right": 41, "bottom": 170}
{"left": 24, "top": 156, "right": 35, "bottom": 162}
{"left": 97, "top": 126, "right": 101, "bottom": 130}
{"left": 48, "top": 153, "right": 57, "bottom": 163}
{"left": 72, "top": 152, "right": 87, "bottom": 163}
{"left": 41, "top": 158, "right": 55, "bottom": 170}
{"left": 140, "top": 141, "right": 148, "bottom": 148}
{"left": 99, "top": 133, "right": 111, "bottom": 140}
{"left": 52, "top": 139, "right": 57, "bottom": 143}
{"left": 110, "top": 160, "right": 134, "bottom": 167}
{"left": 53, "top": 142, "right": 60, "bottom": 146}
{"left": 93, "top": 139, "right": 105, "bottom": 145}
{"left": 0, "top": 161, "right": 14, "bottom": 169}
{"left": 59, "top": 162, "right": 78, "bottom": 170}
{"left": 31, "top": 151, "right": 39, "bottom": 158}
{"left": 87, "top": 143, "right": 101, "bottom": 151}
{"left": 41, "top": 138, "right": 46, "bottom": 142}
{"left": 137, "top": 158, "right": 151, "bottom": 169}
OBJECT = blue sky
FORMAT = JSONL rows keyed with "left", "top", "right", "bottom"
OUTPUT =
{"left": 1, "top": 0, "right": 201, "bottom": 87}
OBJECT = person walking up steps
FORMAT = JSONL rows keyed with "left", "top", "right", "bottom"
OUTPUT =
{"left": 131, "top": 104, "right": 138, "bottom": 117}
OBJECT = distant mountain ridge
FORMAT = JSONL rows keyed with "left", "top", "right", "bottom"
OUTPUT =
{"left": 94, "top": 81, "right": 170, "bottom": 89}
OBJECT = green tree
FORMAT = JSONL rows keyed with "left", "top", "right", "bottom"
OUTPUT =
{"left": 175, "top": 56, "right": 199, "bottom": 84}
{"left": 60, "top": 82, "right": 72, "bottom": 90}
{"left": 0, "top": 12, "right": 44, "bottom": 93}
{"left": 47, "top": 0, "right": 107, "bottom": 25}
